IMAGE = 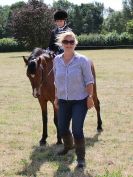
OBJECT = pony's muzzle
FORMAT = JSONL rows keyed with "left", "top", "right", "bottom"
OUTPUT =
{"left": 33, "top": 88, "right": 41, "bottom": 98}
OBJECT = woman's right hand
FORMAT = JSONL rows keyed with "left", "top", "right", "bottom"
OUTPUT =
{"left": 54, "top": 98, "right": 59, "bottom": 110}
{"left": 87, "top": 96, "right": 94, "bottom": 109}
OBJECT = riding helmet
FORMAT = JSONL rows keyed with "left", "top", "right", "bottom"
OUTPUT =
{"left": 54, "top": 10, "right": 68, "bottom": 20}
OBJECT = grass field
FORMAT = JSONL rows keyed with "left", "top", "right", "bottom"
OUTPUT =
{"left": 0, "top": 49, "right": 133, "bottom": 177}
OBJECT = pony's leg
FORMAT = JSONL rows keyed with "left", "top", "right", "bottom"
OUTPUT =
{"left": 93, "top": 96, "right": 103, "bottom": 132}
{"left": 53, "top": 107, "right": 62, "bottom": 144}
{"left": 39, "top": 102, "right": 48, "bottom": 146}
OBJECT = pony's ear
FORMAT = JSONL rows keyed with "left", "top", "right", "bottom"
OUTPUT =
{"left": 23, "top": 56, "right": 28, "bottom": 65}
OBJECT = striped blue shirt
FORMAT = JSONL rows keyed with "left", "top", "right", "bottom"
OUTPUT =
{"left": 53, "top": 52, "right": 94, "bottom": 100}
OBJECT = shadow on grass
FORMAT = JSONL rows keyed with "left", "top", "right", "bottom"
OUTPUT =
{"left": 54, "top": 167, "right": 94, "bottom": 177}
{"left": 85, "top": 132, "right": 102, "bottom": 148}
{"left": 17, "top": 132, "right": 102, "bottom": 177}
{"left": 53, "top": 133, "right": 102, "bottom": 177}
{"left": 17, "top": 143, "right": 74, "bottom": 177}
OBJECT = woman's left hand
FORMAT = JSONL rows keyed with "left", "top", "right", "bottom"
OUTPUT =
{"left": 87, "top": 97, "right": 94, "bottom": 109}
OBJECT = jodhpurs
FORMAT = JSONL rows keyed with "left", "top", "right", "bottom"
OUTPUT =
{"left": 58, "top": 98, "right": 88, "bottom": 139}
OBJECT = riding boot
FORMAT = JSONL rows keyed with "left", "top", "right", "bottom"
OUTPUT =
{"left": 58, "top": 132, "right": 74, "bottom": 155}
{"left": 74, "top": 138, "right": 86, "bottom": 168}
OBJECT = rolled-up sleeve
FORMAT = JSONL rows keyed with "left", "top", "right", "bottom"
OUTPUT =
{"left": 81, "top": 57, "right": 94, "bottom": 86}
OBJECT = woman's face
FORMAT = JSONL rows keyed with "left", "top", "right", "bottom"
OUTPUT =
{"left": 62, "top": 35, "right": 76, "bottom": 52}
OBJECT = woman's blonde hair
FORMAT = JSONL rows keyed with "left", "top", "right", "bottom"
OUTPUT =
{"left": 56, "top": 31, "right": 78, "bottom": 47}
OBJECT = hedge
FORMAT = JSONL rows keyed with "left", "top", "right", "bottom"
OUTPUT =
{"left": 77, "top": 32, "right": 133, "bottom": 47}
{"left": 0, "top": 38, "right": 26, "bottom": 52}
{"left": 0, "top": 32, "right": 133, "bottom": 52}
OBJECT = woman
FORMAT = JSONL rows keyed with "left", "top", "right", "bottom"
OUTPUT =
{"left": 48, "top": 9, "right": 71, "bottom": 55}
{"left": 53, "top": 31, "right": 94, "bottom": 168}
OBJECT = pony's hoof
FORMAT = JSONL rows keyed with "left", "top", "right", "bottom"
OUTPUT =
{"left": 56, "top": 140, "right": 63, "bottom": 145}
{"left": 97, "top": 127, "right": 103, "bottom": 133}
{"left": 39, "top": 140, "right": 46, "bottom": 146}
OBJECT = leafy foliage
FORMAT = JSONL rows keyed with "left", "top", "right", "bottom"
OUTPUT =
{"left": 126, "top": 19, "right": 133, "bottom": 34}
{"left": 77, "top": 34, "right": 105, "bottom": 46}
{"left": 69, "top": 2, "right": 104, "bottom": 35}
{"left": 53, "top": 0, "right": 74, "bottom": 11}
{"left": 0, "top": 0, "right": 133, "bottom": 49}
{"left": 102, "top": 11, "right": 126, "bottom": 34}
{"left": 6, "top": 1, "right": 26, "bottom": 37}
{"left": 80, "top": 2, "right": 104, "bottom": 34}
{"left": 53, "top": 0, "right": 104, "bottom": 35}
{"left": 0, "top": 38, "right": 25, "bottom": 52}
{"left": 11, "top": 0, "right": 54, "bottom": 49}
{"left": 77, "top": 32, "right": 133, "bottom": 46}
{"left": 123, "top": 0, "right": 133, "bottom": 20}
{"left": 0, "top": 5, "right": 10, "bottom": 38}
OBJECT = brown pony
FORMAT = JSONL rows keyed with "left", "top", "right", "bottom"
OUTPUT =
{"left": 23, "top": 48, "right": 103, "bottom": 146}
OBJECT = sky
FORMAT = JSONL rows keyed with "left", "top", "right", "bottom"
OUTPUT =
{"left": 0, "top": 0, "right": 123, "bottom": 11}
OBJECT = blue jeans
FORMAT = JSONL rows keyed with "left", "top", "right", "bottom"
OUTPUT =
{"left": 58, "top": 98, "right": 88, "bottom": 139}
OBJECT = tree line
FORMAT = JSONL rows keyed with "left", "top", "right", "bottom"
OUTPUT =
{"left": 0, "top": 0, "right": 133, "bottom": 50}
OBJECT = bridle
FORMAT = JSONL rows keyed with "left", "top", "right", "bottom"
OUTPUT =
{"left": 36, "top": 57, "right": 54, "bottom": 90}
{"left": 27, "top": 50, "right": 55, "bottom": 98}
{"left": 37, "top": 64, "right": 44, "bottom": 89}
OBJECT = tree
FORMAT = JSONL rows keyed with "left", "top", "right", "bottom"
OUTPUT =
{"left": 114, "top": 0, "right": 133, "bottom": 34}
{"left": 11, "top": 0, "right": 54, "bottom": 49}
{"left": 0, "top": 5, "right": 10, "bottom": 38}
{"left": 53, "top": 0, "right": 74, "bottom": 12}
{"left": 6, "top": 1, "right": 26, "bottom": 37}
{"left": 126, "top": 19, "right": 133, "bottom": 34}
{"left": 81, "top": 2, "right": 104, "bottom": 33}
{"left": 52, "top": 1, "right": 104, "bottom": 35}
{"left": 74, "top": 2, "right": 104, "bottom": 34}
{"left": 123, "top": 0, "right": 133, "bottom": 20}
{"left": 102, "top": 11, "right": 126, "bottom": 34}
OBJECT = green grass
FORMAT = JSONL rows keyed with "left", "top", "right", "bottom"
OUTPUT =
{"left": 97, "top": 169, "right": 122, "bottom": 177}
{"left": 0, "top": 49, "right": 133, "bottom": 177}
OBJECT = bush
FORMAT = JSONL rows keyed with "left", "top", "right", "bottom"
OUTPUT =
{"left": 104, "top": 32, "right": 121, "bottom": 46}
{"left": 0, "top": 38, "right": 26, "bottom": 52}
{"left": 126, "top": 20, "right": 133, "bottom": 34}
{"left": 77, "top": 34, "right": 105, "bottom": 46}
{"left": 11, "top": 1, "right": 54, "bottom": 49}
{"left": 119, "top": 32, "right": 133, "bottom": 45}
{"left": 77, "top": 32, "right": 133, "bottom": 47}
{"left": 1, "top": 32, "right": 133, "bottom": 52}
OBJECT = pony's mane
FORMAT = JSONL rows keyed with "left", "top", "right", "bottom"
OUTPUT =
{"left": 28, "top": 48, "right": 53, "bottom": 62}
{"left": 28, "top": 48, "right": 44, "bottom": 61}
{"left": 41, "top": 53, "right": 51, "bottom": 59}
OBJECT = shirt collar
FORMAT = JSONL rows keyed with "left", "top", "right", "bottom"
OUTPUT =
{"left": 59, "top": 52, "right": 78, "bottom": 59}
{"left": 59, "top": 52, "right": 78, "bottom": 66}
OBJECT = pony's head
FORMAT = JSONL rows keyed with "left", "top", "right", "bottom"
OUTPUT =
{"left": 23, "top": 48, "right": 54, "bottom": 98}
{"left": 23, "top": 56, "right": 43, "bottom": 98}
